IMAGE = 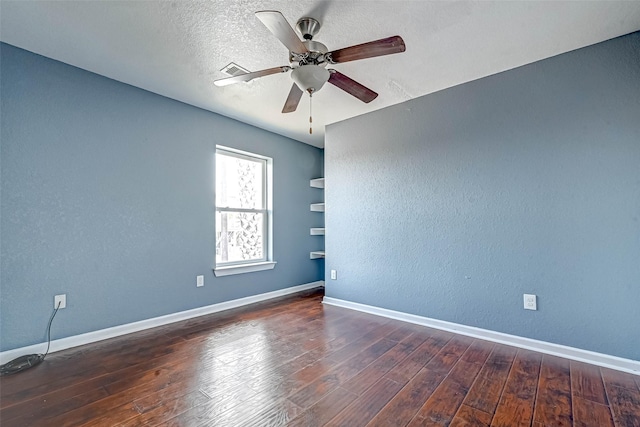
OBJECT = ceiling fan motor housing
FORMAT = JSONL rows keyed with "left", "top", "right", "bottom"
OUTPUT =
{"left": 290, "top": 40, "right": 329, "bottom": 67}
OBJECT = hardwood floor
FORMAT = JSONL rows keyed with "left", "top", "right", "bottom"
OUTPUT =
{"left": 1, "top": 288, "right": 639, "bottom": 426}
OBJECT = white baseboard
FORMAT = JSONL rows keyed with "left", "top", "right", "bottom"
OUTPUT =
{"left": 0, "top": 281, "right": 324, "bottom": 364}
{"left": 322, "top": 296, "right": 640, "bottom": 376}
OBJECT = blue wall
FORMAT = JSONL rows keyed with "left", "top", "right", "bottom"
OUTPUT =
{"left": 325, "top": 32, "right": 640, "bottom": 360}
{"left": 0, "top": 43, "right": 323, "bottom": 351}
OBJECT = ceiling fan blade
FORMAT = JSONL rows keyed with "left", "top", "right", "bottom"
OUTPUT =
{"left": 256, "top": 11, "right": 309, "bottom": 54}
{"left": 328, "top": 70, "right": 378, "bottom": 103}
{"left": 282, "top": 83, "right": 303, "bottom": 113}
{"left": 328, "top": 35, "right": 406, "bottom": 64}
{"left": 214, "top": 66, "right": 291, "bottom": 87}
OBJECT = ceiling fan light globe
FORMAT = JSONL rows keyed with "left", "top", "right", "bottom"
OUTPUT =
{"left": 291, "top": 65, "right": 330, "bottom": 93}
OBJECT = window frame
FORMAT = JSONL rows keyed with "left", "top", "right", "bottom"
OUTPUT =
{"left": 213, "top": 146, "right": 275, "bottom": 276}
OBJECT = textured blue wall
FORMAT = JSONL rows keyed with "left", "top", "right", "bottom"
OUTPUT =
{"left": 0, "top": 43, "right": 323, "bottom": 351}
{"left": 325, "top": 32, "right": 640, "bottom": 360}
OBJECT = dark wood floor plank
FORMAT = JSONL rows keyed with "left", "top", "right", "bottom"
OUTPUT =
{"left": 242, "top": 325, "right": 396, "bottom": 402}
{"left": 490, "top": 350, "right": 542, "bottom": 427}
{"left": 463, "top": 345, "right": 517, "bottom": 415}
{"left": 2, "top": 288, "right": 640, "bottom": 427}
{"left": 533, "top": 354, "right": 573, "bottom": 427}
{"left": 366, "top": 368, "right": 448, "bottom": 426}
{"left": 288, "top": 337, "right": 398, "bottom": 409}
{"left": 448, "top": 359, "right": 484, "bottom": 390}
{"left": 287, "top": 387, "right": 359, "bottom": 427}
{"left": 408, "top": 354, "right": 488, "bottom": 426}
{"left": 572, "top": 395, "right": 615, "bottom": 427}
{"left": 160, "top": 386, "right": 268, "bottom": 427}
{"left": 450, "top": 404, "right": 493, "bottom": 427}
{"left": 461, "top": 340, "right": 495, "bottom": 365}
{"left": 327, "top": 377, "right": 405, "bottom": 427}
{"left": 602, "top": 367, "right": 640, "bottom": 392}
{"left": 5, "top": 348, "right": 220, "bottom": 427}
{"left": 406, "top": 349, "right": 485, "bottom": 426}
{"left": 0, "top": 385, "right": 110, "bottom": 426}
{"left": 0, "top": 328, "right": 185, "bottom": 404}
{"left": 604, "top": 383, "right": 640, "bottom": 427}
{"left": 83, "top": 390, "right": 210, "bottom": 427}
{"left": 239, "top": 397, "right": 304, "bottom": 427}
{"left": 571, "top": 361, "right": 609, "bottom": 405}
{"left": 43, "top": 361, "right": 215, "bottom": 427}
{"left": 245, "top": 356, "right": 333, "bottom": 399}
{"left": 0, "top": 358, "right": 111, "bottom": 410}
{"left": 384, "top": 332, "right": 453, "bottom": 385}
{"left": 119, "top": 389, "right": 214, "bottom": 427}
{"left": 341, "top": 332, "right": 429, "bottom": 395}
{"left": 424, "top": 336, "right": 474, "bottom": 374}
{"left": 132, "top": 351, "right": 286, "bottom": 422}
{"left": 322, "top": 322, "right": 396, "bottom": 364}
{"left": 386, "top": 323, "right": 424, "bottom": 342}
{"left": 407, "top": 375, "right": 468, "bottom": 426}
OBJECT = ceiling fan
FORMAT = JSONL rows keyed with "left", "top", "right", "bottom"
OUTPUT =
{"left": 214, "top": 10, "right": 406, "bottom": 128}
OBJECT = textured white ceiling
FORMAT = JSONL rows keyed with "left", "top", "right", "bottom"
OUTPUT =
{"left": 2, "top": 1, "right": 639, "bottom": 148}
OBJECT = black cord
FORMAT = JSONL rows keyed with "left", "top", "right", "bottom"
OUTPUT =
{"left": 0, "top": 302, "right": 61, "bottom": 376}
{"left": 43, "top": 301, "right": 61, "bottom": 358}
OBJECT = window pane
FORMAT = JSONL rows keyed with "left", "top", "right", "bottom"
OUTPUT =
{"left": 216, "top": 211, "right": 264, "bottom": 263}
{"left": 216, "top": 152, "right": 264, "bottom": 209}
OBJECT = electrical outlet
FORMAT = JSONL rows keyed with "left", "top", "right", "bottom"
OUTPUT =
{"left": 330, "top": 270, "right": 337, "bottom": 280}
{"left": 523, "top": 294, "right": 537, "bottom": 310}
{"left": 54, "top": 294, "right": 66, "bottom": 309}
{"left": 196, "top": 275, "right": 204, "bottom": 287}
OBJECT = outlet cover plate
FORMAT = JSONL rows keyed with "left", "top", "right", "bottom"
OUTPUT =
{"left": 196, "top": 275, "right": 204, "bottom": 287}
{"left": 524, "top": 294, "right": 537, "bottom": 310}
{"left": 54, "top": 294, "right": 67, "bottom": 309}
{"left": 330, "top": 270, "right": 337, "bottom": 280}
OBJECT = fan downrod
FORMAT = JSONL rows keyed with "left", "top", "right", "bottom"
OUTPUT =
{"left": 296, "top": 17, "right": 321, "bottom": 40}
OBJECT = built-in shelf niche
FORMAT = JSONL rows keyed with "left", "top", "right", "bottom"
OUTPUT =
{"left": 310, "top": 178, "right": 324, "bottom": 260}
{"left": 310, "top": 178, "right": 325, "bottom": 189}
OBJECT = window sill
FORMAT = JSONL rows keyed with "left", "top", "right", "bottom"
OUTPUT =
{"left": 213, "top": 261, "right": 277, "bottom": 277}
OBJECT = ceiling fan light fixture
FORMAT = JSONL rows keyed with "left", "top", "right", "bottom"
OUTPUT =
{"left": 214, "top": 10, "right": 407, "bottom": 119}
{"left": 291, "top": 65, "right": 330, "bottom": 93}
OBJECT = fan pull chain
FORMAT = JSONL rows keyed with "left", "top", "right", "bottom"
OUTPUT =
{"left": 309, "top": 92, "right": 313, "bottom": 135}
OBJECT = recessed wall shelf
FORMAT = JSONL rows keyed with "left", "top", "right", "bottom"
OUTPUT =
{"left": 310, "top": 178, "right": 325, "bottom": 189}
{"left": 310, "top": 177, "right": 324, "bottom": 261}
{"left": 310, "top": 203, "right": 325, "bottom": 212}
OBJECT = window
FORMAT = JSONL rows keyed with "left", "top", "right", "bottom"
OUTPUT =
{"left": 214, "top": 146, "right": 275, "bottom": 276}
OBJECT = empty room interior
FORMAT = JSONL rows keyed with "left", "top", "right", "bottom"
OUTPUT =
{"left": 1, "top": 1, "right": 640, "bottom": 426}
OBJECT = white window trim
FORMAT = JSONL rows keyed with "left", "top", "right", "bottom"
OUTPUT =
{"left": 214, "top": 261, "right": 277, "bottom": 277}
{"left": 214, "top": 145, "right": 274, "bottom": 275}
